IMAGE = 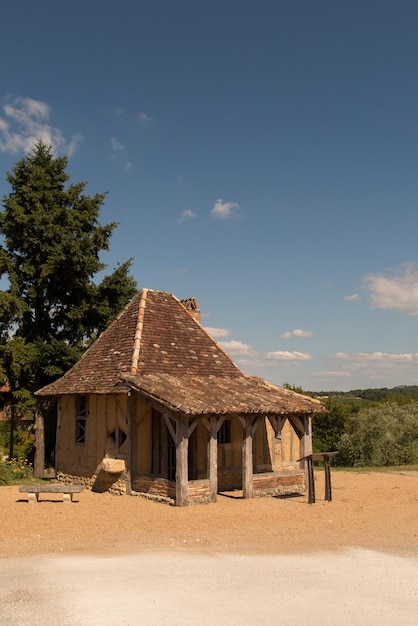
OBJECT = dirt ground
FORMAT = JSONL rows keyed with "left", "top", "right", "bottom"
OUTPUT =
{"left": 1, "top": 470, "right": 417, "bottom": 558}
{"left": 1, "top": 471, "right": 418, "bottom": 625}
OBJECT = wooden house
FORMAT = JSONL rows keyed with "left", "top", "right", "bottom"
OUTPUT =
{"left": 36, "top": 289, "right": 327, "bottom": 505}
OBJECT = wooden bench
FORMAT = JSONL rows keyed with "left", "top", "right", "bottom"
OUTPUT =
{"left": 19, "top": 483, "right": 84, "bottom": 503}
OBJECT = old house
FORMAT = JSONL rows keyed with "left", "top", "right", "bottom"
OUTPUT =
{"left": 36, "top": 289, "right": 326, "bottom": 505}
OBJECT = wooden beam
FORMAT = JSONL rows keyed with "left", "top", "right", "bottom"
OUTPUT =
{"left": 299, "top": 414, "right": 313, "bottom": 458}
{"left": 162, "top": 412, "right": 176, "bottom": 442}
{"left": 267, "top": 415, "right": 286, "bottom": 437}
{"left": 291, "top": 414, "right": 313, "bottom": 487}
{"left": 288, "top": 414, "right": 305, "bottom": 439}
{"left": 125, "top": 393, "right": 137, "bottom": 495}
{"left": 175, "top": 416, "right": 189, "bottom": 506}
{"left": 207, "top": 416, "right": 218, "bottom": 502}
{"left": 251, "top": 415, "right": 262, "bottom": 437}
{"left": 188, "top": 417, "right": 200, "bottom": 437}
{"left": 242, "top": 417, "right": 254, "bottom": 499}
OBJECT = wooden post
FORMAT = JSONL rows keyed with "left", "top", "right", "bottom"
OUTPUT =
{"left": 298, "top": 415, "right": 313, "bottom": 493}
{"left": 306, "top": 455, "right": 315, "bottom": 504}
{"left": 175, "top": 416, "right": 189, "bottom": 506}
{"left": 207, "top": 416, "right": 218, "bottom": 502}
{"left": 299, "top": 415, "right": 313, "bottom": 458}
{"left": 126, "top": 393, "right": 137, "bottom": 495}
{"left": 34, "top": 410, "right": 45, "bottom": 478}
{"left": 324, "top": 456, "right": 332, "bottom": 501}
{"left": 242, "top": 418, "right": 253, "bottom": 499}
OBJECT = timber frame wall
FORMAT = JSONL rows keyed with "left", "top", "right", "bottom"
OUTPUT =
{"left": 56, "top": 392, "right": 313, "bottom": 506}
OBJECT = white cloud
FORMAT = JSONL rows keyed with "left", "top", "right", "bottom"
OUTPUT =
{"left": 0, "top": 96, "right": 83, "bottom": 156}
{"left": 344, "top": 293, "right": 360, "bottom": 301}
{"left": 365, "top": 263, "right": 418, "bottom": 315}
{"left": 266, "top": 351, "right": 312, "bottom": 361}
{"left": 139, "top": 112, "right": 153, "bottom": 124}
{"left": 310, "top": 371, "right": 351, "bottom": 378}
{"left": 335, "top": 351, "right": 417, "bottom": 363}
{"left": 210, "top": 198, "right": 240, "bottom": 219}
{"left": 204, "top": 327, "right": 231, "bottom": 338}
{"left": 110, "top": 137, "right": 124, "bottom": 151}
{"left": 219, "top": 340, "right": 256, "bottom": 356}
{"left": 281, "top": 329, "right": 314, "bottom": 339}
{"left": 178, "top": 209, "right": 197, "bottom": 224}
{"left": 331, "top": 351, "right": 418, "bottom": 383}
{"left": 67, "top": 133, "right": 83, "bottom": 158}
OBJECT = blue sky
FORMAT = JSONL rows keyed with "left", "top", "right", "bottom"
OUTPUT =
{"left": 2, "top": 0, "right": 418, "bottom": 392}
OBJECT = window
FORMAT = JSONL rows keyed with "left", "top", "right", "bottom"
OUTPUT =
{"left": 75, "top": 395, "right": 88, "bottom": 445}
{"left": 217, "top": 419, "right": 232, "bottom": 444}
{"left": 151, "top": 409, "right": 162, "bottom": 474}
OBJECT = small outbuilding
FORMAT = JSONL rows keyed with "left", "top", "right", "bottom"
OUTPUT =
{"left": 36, "top": 289, "right": 327, "bottom": 505}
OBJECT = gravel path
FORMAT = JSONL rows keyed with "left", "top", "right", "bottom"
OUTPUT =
{"left": 1, "top": 471, "right": 417, "bottom": 625}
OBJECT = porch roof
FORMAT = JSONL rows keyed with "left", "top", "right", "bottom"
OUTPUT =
{"left": 121, "top": 372, "right": 327, "bottom": 417}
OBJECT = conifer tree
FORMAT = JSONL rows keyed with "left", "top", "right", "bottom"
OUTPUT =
{"left": 0, "top": 141, "right": 137, "bottom": 454}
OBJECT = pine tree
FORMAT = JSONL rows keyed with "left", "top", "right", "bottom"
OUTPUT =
{"left": 0, "top": 141, "right": 137, "bottom": 456}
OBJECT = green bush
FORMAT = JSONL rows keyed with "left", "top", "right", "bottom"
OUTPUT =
{"left": 0, "top": 421, "right": 35, "bottom": 461}
{"left": 0, "top": 457, "right": 33, "bottom": 485}
{"left": 337, "top": 402, "right": 418, "bottom": 466}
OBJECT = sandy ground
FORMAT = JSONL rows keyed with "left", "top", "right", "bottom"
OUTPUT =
{"left": 0, "top": 470, "right": 417, "bottom": 624}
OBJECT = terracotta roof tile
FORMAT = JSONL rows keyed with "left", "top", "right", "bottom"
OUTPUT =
{"left": 35, "top": 289, "right": 326, "bottom": 416}
{"left": 122, "top": 373, "right": 327, "bottom": 416}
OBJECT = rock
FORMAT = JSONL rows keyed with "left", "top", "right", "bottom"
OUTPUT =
{"left": 101, "top": 458, "right": 126, "bottom": 474}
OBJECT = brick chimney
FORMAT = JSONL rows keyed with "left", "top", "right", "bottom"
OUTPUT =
{"left": 180, "top": 297, "right": 200, "bottom": 323}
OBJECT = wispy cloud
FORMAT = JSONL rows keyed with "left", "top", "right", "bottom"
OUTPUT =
{"left": 110, "top": 135, "right": 131, "bottom": 170}
{"left": 266, "top": 351, "right": 312, "bottom": 361}
{"left": 281, "top": 329, "right": 314, "bottom": 339}
{"left": 138, "top": 111, "right": 153, "bottom": 125}
{"left": 336, "top": 351, "right": 417, "bottom": 363}
{"left": 310, "top": 370, "right": 351, "bottom": 379}
{"left": 219, "top": 340, "right": 256, "bottom": 356}
{"left": 365, "top": 263, "right": 418, "bottom": 315}
{"left": 344, "top": 293, "right": 360, "bottom": 301}
{"left": 204, "top": 327, "right": 231, "bottom": 339}
{"left": 210, "top": 198, "right": 240, "bottom": 219}
{"left": 110, "top": 136, "right": 124, "bottom": 151}
{"left": 0, "top": 96, "right": 83, "bottom": 156}
{"left": 178, "top": 209, "right": 197, "bottom": 224}
{"left": 331, "top": 351, "right": 418, "bottom": 382}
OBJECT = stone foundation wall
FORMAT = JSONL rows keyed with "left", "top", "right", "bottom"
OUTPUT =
{"left": 132, "top": 476, "right": 211, "bottom": 505}
{"left": 252, "top": 471, "right": 305, "bottom": 497}
{"left": 56, "top": 471, "right": 127, "bottom": 495}
{"left": 57, "top": 470, "right": 304, "bottom": 501}
{"left": 187, "top": 479, "right": 211, "bottom": 504}
{"left": 132, "top": 476, "right": 175, "bottom": 503}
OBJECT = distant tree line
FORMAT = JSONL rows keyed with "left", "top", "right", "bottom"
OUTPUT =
{"left": 309, "top": 387, "right": 418, "bottom": 466}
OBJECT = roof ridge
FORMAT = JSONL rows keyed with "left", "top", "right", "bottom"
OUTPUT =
{"left": 131, "top": 288, "right": 148, "bottom": 374}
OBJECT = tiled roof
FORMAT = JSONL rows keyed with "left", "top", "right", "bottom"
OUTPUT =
{"left": 121, "top": 372, "right": 327, "bottom": 416}
{"left": 36, "top": 289, "right": 240, "bottom": 396}
{"left": 35, "top": 288, "right": 326, "bottom": 416}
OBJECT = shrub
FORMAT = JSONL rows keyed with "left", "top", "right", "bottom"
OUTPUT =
{"left": 337, "top": 402, "right": 418, "bottom": 466}
{"left": 0, "top": 457, "right": 33, "bottom": 485}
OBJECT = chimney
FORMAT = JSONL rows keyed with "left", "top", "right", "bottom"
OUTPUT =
{"left": 180, "top": 297, "right": 200, "bottom": 323}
